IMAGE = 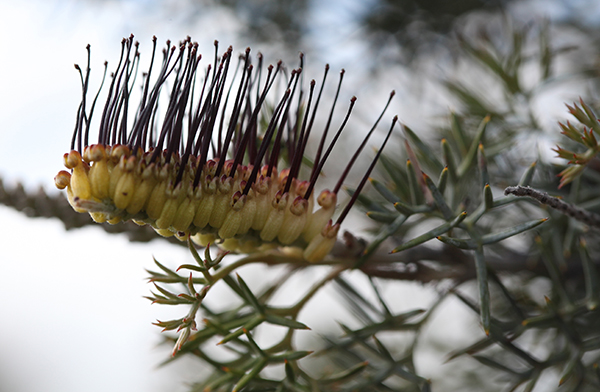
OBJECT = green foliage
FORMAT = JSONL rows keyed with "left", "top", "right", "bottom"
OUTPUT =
{"left": 6, "top": 12, "right": 600, "bottom": 392}
{"left": 136, "top": 19, "right": 600, "bottom": 391}
{"left": 350, "top": 18, "right": 600, "bottom": 392}
{"left": 555, "top": 100, "right": 600, "bottom": 187}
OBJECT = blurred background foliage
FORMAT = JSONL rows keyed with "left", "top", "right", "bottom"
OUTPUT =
{"left": 5, "top": 0, "right": 600, "bottom": 391}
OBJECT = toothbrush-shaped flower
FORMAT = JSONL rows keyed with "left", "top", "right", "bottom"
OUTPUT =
{"left": 55, "top": 36, "right": 396, "bottom": 262}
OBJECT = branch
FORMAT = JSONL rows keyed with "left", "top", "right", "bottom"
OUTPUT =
{"left": 504, "top": 185, "right": 600, "bottom": 228}
{"left": 0, "top": 177, "right": 182, "bottom": 244}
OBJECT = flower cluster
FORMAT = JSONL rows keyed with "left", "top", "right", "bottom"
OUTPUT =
{"left": 55, "top": 36, "right": 395, "bottom": 262}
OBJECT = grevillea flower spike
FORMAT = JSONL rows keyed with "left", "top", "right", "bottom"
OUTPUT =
{"left": 55, "top": 36, "right": 396, "bottom": 262}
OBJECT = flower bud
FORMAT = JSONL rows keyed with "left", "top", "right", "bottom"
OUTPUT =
{"left": 54, "top": 170, "right": 71, "bottom": 190}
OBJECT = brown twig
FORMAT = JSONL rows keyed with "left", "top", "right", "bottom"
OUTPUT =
{"left": 504, "top": 185, "right": 600, "bottom": 228}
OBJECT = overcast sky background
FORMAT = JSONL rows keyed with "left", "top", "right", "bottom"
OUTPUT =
{"left": 0, "top": 1, "right": 425, "bottom": 391}
{"left": 1, "top": 0, "right": 598, "bottom": 391}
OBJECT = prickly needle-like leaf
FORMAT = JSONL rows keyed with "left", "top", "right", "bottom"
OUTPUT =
{"left": 391, "top": 212, "right": 467, "bottom": 253}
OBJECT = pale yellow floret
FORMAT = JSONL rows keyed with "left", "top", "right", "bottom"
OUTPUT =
{"left": 125, "top": 163, "right": 157, "bottom": 214}
{"left": 66, "top": 152, "right": 91, "bottom": 199}
{"left": 218, "top": 192, "right": 246, "bottom": 239}
{"left": 89, "top": 212, "right": 108, "bottom": 223}
{"left": 219, "top": 238, "right": 242, "bottom": 252}
{"left": 156, "top": 182, "right": 188, "bottom": 230}
{"left": 113, "top": 171, "right": 137, "bottom": 210}
{"left": 156, "top": 196, "right": 178, "bottom": 229}
{"left": 209, "top": 176, "right": 234, "bottom": 229}
{"left": 172, "top": 194, "right": 200, "bottom": 232}
{"left": 277, "top": 196, "right": 308, "bottom": 244}
{"left": 260, "top": 192, "right": 289, "bottom": 242}
{"left": 193, "top": 177, "right": 217, "bottom": 229}
{"left": 126, "top": 176, "right": 157, "bottom": 215}
{"left": 303, "top": 220, "right": 340, "bottom": 263}
{"left": 107, "top": 216, "right": 122, "bottom": 224}
{"left": 303, "top": 190, "right": 337, "bottom": 242}
{"left": 251, "top": 177, "right": 273, "bottom": 231}
{"left": 146, "top": 180, "right": 169, "bottom": 220}
{"left": 108, "top": 157, "right": 125, "bottom": 201}
{"left": 154, "top": 228, "right": 175, "bottom": 237}
{"left": 107, "top": 146, "right": 129, "bottom": 196}
{"left": 65, "top": 185, "right": 87, "bottom": 213}
{"left": 85, "top": 145, "right": 111, "bottom": 200}
{"left": 191, "top": 232, "right": 216, "bottom": 247}
{"left": 218, "top": 210, "right": 242, "bottom": 239}
{"left": 88, "top": 158, "right": 111, "bottom": 200}
{"left": 236, "top": 189, "right": 256, "bottom": 235}
{"left": 57, "top": 142, "right": 343, "bottom": 263}
{"left": 70, "top": 162, "right": 93, "bottom": 208}
{"left": 144, "top": 163, "right": 169, "bottom": 219}
{"left": 64, "top": 150, "right": 82, "bottom": 169}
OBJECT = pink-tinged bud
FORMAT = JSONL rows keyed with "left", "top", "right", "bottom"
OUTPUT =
{"left": 317, "top": 190, "right": 336, "bottom": 208}
{"left": 223, "top": 160, "right": 235, "bottom": 176}
{"left": 89, "top": 144, "right": 107, "bottom": 161}
{"left": 290, "top": 196, "right": 308, "bottom": 216}
{"left": 124, "top": 155, "right": 137, "bottom": 171}
{"left": 303, "top": 191, "right": 337, "bottom": 243}
{"left": 295, "top": 181, "right": 309, "bottom": 198}
{"left": 54, "top": 170, "right": 71, "bottom": 190}
{"left": 82, "top": 146, "right": 92, "bottom": 163}
{"left": 279, "top": 168, "right": 290, "bottom": 183}
{"left": 157, "top": 163, "right": 171, "bottom": 181}
{"left": 231, "top": 192, "right": 244, "bottom": 211}
{"left": 64, "top": 150, "right": 82, "bottom": 169}
{"left": 240, "top": 165, "right": 251, "bottom": 182}
{"left": 141, "top": 163, "right": 155, "bottom": 180}
{"left": 217, "top": 175, "right": 232, "bottom": 193}
{"left": 271, "top": 190, "right": 287, "bottom": 209}
{"left": 205, "top": 159, "right": 217, "bottom": 177}
{"left": 110, "top": 144, "right": 130, "bottom": 161}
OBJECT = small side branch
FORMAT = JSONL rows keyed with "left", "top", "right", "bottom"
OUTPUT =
{"left": 504, "top": 185, "right": 600, "bottom": 228}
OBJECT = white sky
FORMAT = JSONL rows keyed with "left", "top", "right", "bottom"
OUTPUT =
{"left": 0, "top": 0, "right": 595, "bottom": 390}
{"left": 0, "top": 1, "right": 255, "bottom": 391}
{"left": 0, "top": 1, "right": 410, "bottom": 391}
